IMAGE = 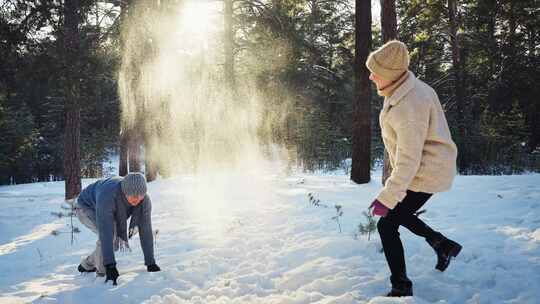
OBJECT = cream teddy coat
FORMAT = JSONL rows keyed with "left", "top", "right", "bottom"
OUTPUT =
{"left": 377, "top": 71, "right": 458, "bottom": 209}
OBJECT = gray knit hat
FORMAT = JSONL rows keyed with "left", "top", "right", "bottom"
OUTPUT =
{"left": 121, "top": 172, "right": 147, "bottom": 197}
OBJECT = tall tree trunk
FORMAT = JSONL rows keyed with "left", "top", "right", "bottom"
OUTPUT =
{"left": 64, "top": 105, "right": 81, "bottom": 199}
{"left": 128, "top": 129, "right": 142, "bottom": 172}
{"left": 380, "top": 0, "right": 397, "bottom": 42}
{"left": 145, "top": 0, "right": 161, "bottom": 182}
{"left": 351, "top": 0, "right": 372, "bottom": 184}
{"left": 118, "top": 0, "right": 129, "bottom": 176}
{"left": 119, "top": 131, "right": 128, "bottom": 176}
{"left": 145, "top": 141, "right": 158, "bottom": 181}
{"left": 380, "top": 0, "right": 397, "bottom": 186}
{"left": 63, "top": 0, "right": 82, "bottom": 200}
{"left": 125, "top": 0, "right": 142, "bottom": 174}
{"left": 447, "top": 0, "right": 466, "bottom": 172}
{"left": 224, "top": 0, "right": 235, "bottom": 92}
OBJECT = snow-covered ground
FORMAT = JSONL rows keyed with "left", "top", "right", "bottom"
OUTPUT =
{"left": 1, "top": 170, "right": 540, "bottom": 304}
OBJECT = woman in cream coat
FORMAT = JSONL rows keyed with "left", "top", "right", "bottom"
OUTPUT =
{"left": 366, "top": 40, "right": 462, "bottom": 297}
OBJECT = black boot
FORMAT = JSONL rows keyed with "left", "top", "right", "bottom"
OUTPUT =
{"left": 78, "top": 264, "right": 96, "bottom": 273}
{"left": 427, "top": 233, "right": 462, "bottom": 272}
{"left": 386, "top": 275, "right": 413, "bottom": 297}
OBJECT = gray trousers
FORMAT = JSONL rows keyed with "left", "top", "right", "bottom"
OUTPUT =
{"left": 75, "top": 206, "right": 117, "bottom": 275}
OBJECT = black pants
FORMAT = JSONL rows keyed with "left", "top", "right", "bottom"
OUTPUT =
{"left": 377, "top": 190, "right": 437, "bottom": 286}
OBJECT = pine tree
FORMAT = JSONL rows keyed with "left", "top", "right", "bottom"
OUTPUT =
{"left": 351, "top": 0, "right": 372, "bottom": 184}
{"left": 63, "top": 0, "right": 83, "bottom": 200}
{"left": 380, "top": 0, "right": 397, "bottom": 186}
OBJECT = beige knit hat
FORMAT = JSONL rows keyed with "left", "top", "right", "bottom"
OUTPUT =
{"left": 366, "top": 40, "right": 410, "bottom": 81}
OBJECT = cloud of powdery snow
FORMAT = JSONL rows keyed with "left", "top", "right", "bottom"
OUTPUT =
{"left": 118, "top": 0, "right": 291, "bottom": 179}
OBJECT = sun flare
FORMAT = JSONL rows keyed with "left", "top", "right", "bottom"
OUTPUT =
{"left": 177, "top": 1, "right": 219, "bottom": 38}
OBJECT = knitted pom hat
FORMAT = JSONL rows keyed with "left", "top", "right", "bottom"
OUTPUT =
{"left": 366, "top": 40, "right": 410, "bottom": 81}
{"left": 121, "top": 172, "right": 147, "bottom": 197}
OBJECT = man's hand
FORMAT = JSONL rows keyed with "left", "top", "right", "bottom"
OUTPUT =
{"left": 147, "top": 264, "right": 161, "bottom": 272}
{"left": 105, "top": 264, "right": 119, "bottom": 285}
{"left": 370, "top": 199, "right": 389, "bottom": 217}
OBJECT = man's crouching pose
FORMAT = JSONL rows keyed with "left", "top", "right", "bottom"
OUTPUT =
{"left": 74, "top": 172, "right": 160, "bottom": 285}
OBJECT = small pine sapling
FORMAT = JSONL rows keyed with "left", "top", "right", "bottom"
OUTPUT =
{"left": 357, "top": 210, "right": 377, "bottom": 241}
{"left": 332, "top": 205, "right": 343, "bottom": 233}
{"left": 308, "top": 193, "right": 343, "bottom": 233}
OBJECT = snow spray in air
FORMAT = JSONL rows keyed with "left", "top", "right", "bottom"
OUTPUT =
{"left": 117, "top": 1, "right": 296, "bottom": 236}
{"left": 118, "top": 0, "right": 292, "bottom": 177}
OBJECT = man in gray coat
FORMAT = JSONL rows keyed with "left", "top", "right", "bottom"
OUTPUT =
{"left": 75, "top": 172, "right": 160, "bottom": 285}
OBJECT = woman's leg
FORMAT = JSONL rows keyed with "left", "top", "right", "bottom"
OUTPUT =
{"left": 394, "top": 191, "right": 438, "bottom": 239}
{"left": 378, "top": 214, "right": 409, "bottom": 287}
{"left": 377, "top": 190, "right": 435, "bottom": 287}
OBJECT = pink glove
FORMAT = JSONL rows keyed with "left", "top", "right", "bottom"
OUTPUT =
{"left": 370, "top": 199, "right": 389, "bottom": 217}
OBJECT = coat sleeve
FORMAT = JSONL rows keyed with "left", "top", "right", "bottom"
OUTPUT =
{"left": 377, "top": 122, "right": 428, "bottom": 209}
{"left": 138, "top": 195, "right": 156, "bottom": 266}
{"left": 96, "top": 193, "right": 116, "bottom": 266}
{"left": 377, "top": 101, "right": 430, "bottom": 209}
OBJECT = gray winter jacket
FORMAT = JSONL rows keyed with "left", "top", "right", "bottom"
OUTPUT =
{"left": 76, "top": 177, "right": 155, "bottom": 267}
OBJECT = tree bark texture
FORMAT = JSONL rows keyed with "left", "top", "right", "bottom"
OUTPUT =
{"left": 351, "top": 0, "right": 372, "bottom": 184}
{"left": 447, "top": 0, "right": 467, "bottom": 172}
{"left": 63, "top": 0, "right": 82, "bottom": 200}
{"left": 380, "top": 0, "right": 397, "bottom": 186}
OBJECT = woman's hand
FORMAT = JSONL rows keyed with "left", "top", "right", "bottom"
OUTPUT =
{"left": 370, "top": 199, "right": 389, "bottom": 217}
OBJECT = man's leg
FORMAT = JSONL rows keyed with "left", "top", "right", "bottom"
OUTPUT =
{"left": 76, "top": 205, "right": 119, "bottom": 275}
{"left": 93, "top": 239, "right": 106, "bottom": 275}
{"left": 79, "top": 239, "right": 104, "bottom": 274}
{"left": 75, "top": 207, "right": 103, "bottom": 273}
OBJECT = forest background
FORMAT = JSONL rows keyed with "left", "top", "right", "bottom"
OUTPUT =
{"left": 1, "top": 0, "right": 538, "bottom": 193}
